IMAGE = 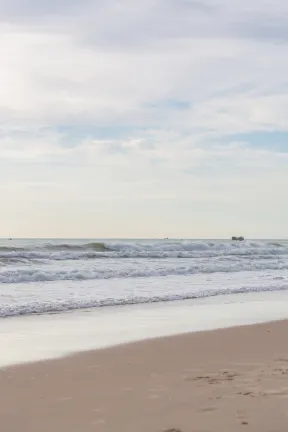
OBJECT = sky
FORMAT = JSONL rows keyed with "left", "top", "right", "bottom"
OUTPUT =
{"left": 0, "top": 0, "right": 288, "bottom": 238}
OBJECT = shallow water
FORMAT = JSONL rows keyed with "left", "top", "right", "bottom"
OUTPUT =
{"left": 1, "top": 290, "right": 288, "bottom": 367}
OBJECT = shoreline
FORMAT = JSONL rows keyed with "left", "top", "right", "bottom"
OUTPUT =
{"left": 2, "top": 290, "right": 288, "bottom": 368}
{"left": 1, "top": 320, "right": 288, "bottom": 431}
{"left": 1, "top": 317, "right": 287, "bottom": 371}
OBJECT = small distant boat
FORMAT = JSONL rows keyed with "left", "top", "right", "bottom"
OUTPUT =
{"left": 232, "top": 236, "right": 244, "bottom": 241}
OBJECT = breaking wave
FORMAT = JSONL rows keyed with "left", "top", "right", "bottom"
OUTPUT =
{"left": 0, "top": 240, "right": 287, "bottom": 263}
{"left": 1, "top": 239, "right": 288, "bottom": 318}
{"left": 1, "top": 258, "right": 288, "bottom": 283}
{"left": 1, "top": 282, "right": 288, "bottom": 318}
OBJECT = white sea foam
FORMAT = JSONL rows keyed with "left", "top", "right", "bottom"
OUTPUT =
{"left": 1, "top": 258, "right": 288, "bottom": 283}
{"left": 0, "top": 239, "right": 287, "bottom": 317}
{"left": 0, "top": 267, "right": 287, "bottom": 317}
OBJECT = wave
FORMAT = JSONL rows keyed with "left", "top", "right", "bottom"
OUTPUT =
{"left": 1, "top": 283, "right": 288, "bottom": 318}
{"left": 43, "top": 242, "right": 108, "bottom": 251}
{"left": 0, "top": 246, "right": 25, "bottom": 252}
{"left": 1, "top": 260, "right": 288, "bottom": 283}
{"left": 0, "top": 240, "right": 287, "bottom": 263}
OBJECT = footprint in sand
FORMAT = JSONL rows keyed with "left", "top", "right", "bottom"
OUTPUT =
{"left": 162, "top": 429, "right": 183, "bottom": 432}
{"left": 198, "top": 406, "right": 217, "bottom": 413}
{"left": 193, "top": 371, "right": 239, "bottom": 384}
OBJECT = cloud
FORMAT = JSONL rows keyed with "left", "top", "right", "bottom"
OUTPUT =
{"left": 0, "top": 0, "right": 94, "bottom": 21}
{"left": 1, "top": 0, "right": 288, "bottom": 236}
{"left": 2, "top": 0, "right": 288, "bottom": 46}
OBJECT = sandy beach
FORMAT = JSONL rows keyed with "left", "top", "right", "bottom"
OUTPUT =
{"left": 1, "top": 320, "right": 288, "bottom": 432}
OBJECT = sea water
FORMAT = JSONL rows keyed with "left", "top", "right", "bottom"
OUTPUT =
{"left": 1, "top": 238, "right": 288, "bottom": 366}
{"left": 0, "top": 238, "right": 287, "bottom": 317}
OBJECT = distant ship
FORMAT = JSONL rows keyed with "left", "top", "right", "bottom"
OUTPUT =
{"left": 232, "top": 236, "right": 244, "bottom": 241}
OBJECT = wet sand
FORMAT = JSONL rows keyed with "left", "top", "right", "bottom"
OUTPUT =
{"left": 1, "top": 320, "right": 288, "bottom": 432}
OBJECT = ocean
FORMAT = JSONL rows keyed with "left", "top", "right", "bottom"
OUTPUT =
{"left": 0, "top": 238, "right": 288, "bottom": 318}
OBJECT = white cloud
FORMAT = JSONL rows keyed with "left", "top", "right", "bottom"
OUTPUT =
{"left": 0, "top": 0, "right": 288, "bottom": 237}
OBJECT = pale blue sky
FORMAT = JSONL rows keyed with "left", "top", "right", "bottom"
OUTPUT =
{"left": 0, "top": 0, "right": 288, "bottom": 238}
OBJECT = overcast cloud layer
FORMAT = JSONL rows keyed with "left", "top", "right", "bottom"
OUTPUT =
{"left": 0, "top": 0, "right": 288, "bottom": 238}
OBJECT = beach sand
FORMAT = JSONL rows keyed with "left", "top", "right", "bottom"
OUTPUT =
{"left": 1, "top": 320, "right": 288, "bottom": 432}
